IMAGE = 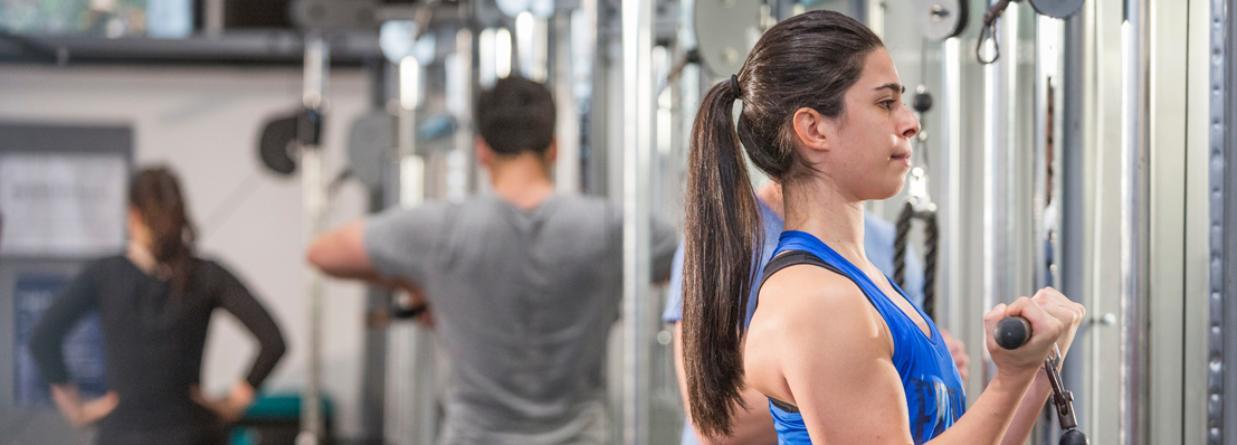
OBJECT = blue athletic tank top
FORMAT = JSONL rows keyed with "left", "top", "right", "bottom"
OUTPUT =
{"left": 761, "top": 230, "right": 966, "bottom": 445}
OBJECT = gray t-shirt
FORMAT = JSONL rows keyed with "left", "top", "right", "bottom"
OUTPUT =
{"left": 365, "top": 194, "right": 677, "bottom": 445}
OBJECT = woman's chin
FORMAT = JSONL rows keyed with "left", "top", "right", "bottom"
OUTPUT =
{"left": 862, "top": 180, "right": 906, "bottom": 202}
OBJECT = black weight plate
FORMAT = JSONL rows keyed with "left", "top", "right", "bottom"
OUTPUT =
{"left": 258, "top": 113, "right": 300, "bottom": 176}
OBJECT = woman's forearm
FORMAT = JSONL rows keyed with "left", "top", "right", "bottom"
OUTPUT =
{"left": 50, "top": 384, "right": 85, "bottom": 424}
{"left": 927, "top": 370, "right": 1037, "bottom": 445}
{"left": 999, "top": 371, "right": 1053, "bottom": 445}
{"left": 51, "top": 385, "right": 117, "bottom": 427}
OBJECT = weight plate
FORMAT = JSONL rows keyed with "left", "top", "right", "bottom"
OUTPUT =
{"left": 347, "top": 111, "right": 395, "bottom": 190}
{"left": 692, "top": 0, "right": 763, "bottom": 76}
{"left": 918, "top": 0, "right": 967, "bottom": 42}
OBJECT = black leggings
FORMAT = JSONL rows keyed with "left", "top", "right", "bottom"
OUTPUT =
{"left": 97, "top": 424, "right": 225, "bottom": 445}
{"left": 95, "top": 406, "right": 226, "bottom": 445}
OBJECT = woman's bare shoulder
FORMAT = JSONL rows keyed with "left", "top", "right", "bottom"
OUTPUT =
{"left": 744, "top": 264, "right": 890, "bottom": 401}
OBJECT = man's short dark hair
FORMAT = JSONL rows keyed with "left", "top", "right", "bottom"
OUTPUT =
{"left": 475, "top": 76, "right": 556, "bottom": 155}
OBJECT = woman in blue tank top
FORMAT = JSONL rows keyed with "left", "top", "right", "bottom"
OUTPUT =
{"left": 677, "top": 10, "right": 1087, "bottom": 445}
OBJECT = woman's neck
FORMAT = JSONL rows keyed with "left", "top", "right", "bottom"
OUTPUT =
{"left": 781, "top": 178, "right": 867, "bottom": 265}
{"left": 127, "top": 241, "right": 157, "bottom": 272}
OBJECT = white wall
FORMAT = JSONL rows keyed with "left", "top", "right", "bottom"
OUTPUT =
{"left": 0, "top": 64, "right": 375, "bottom": 438}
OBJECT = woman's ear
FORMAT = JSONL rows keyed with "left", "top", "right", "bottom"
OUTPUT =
{"left": 127, "top": 207, "right": 142, "bottom": 229}
{"left": 791, "top": 107, "right": 831, "bottom": 154}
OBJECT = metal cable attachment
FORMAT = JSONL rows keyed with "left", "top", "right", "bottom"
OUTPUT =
{"left": 976, "top": 0, "right": 1014, "bottom": 65}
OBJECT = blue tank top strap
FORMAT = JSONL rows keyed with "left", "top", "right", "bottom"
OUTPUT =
{"left": 769, "top": 400, "right": 810, "bottom": 444}
{"left": 771, "top": 230, "right": 929, "bottom": 340}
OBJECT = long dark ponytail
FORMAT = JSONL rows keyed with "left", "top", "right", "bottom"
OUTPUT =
{"left": 681, "top": 10, "right": 884, "bottom": 437}
{"left": 129, "top": 166, "right": 197, "bottom": 295}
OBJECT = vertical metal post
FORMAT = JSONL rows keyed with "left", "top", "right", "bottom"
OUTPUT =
{"left": 1119, "top": 0, "right": 1150, "bottom": 441}
{"left": 1183, "top": 2, "right": 1216, "bottom": 443}
{"left": 982, "top": 0, "right": 1005, "bottom": 343}
{"left": 621, "top": 0, "right": 654, "bottom": 441}
{"left": 574, "top": 0, "right": 601, "bottom": 195}
{"left": 1081, "top": 0, "right": 1126, "bottom": 438}
{"left": 1032, "top": 17, "right": 1064, "bottom": 291}
{"left": 398, "top": 57, "right": 423, "bottom": 205}
{"left": 297, "top": 34, "right": 329, "bottom": 445}
{"left": 359, "top": 58, "right": 390, "bottom": 442}
{"left": 448, "top": 28, "right": 475, "bottom": 200}
{"left": 1145, "top": 0, "right": 1191, "bottom": 440}
{"left": 940, "top": 35, "right": 984, "bottom": 398}
{"left": 982, "top": 1, "right": 1021, "bottom": 382}
{"left": 1010, "top": 3, "right": 1035, "bottom": 303}
{"left": 1030, "top": 16, "right": 1064, "bottom": 443}
{"left": 516, "top": 12, "right": 551, "bottom": 82}
{"left": 866, "top": 0, "right": 884, "bottom": 38}
{"left": 553, "top": 11, "right": 582, "bottom": 194}
{"left": 385, "top": 55, "right": 437, "bottom": 445}
{"left": 1060, "top": 8, "right": 1089, "bottom": 435}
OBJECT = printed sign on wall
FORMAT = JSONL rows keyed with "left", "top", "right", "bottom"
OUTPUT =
{"left": 0, "top": 152, "right": 127, "bottom": 257}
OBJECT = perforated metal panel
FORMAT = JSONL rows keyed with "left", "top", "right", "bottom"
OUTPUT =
{"left": 1209, "top": 0, "right": 1228, "bottom": 443}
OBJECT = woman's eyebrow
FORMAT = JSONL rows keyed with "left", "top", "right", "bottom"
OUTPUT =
{"left": 873, "top": 83, "right": 905, "bottom": 94}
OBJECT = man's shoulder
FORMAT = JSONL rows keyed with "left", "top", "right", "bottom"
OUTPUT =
{"left": 547, "top": 194, "right": 619, "bottom": 220}
{"left": 552, "top": 193, "right": 613, "bottom": 207}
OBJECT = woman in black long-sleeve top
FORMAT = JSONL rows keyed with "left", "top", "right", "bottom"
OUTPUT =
{"left": 27, "top": 166, "right": 287, "bottom": 445}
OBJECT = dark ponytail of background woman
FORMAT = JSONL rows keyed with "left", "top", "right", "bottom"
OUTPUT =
{"left": 129, "top": 166, "right": 197, "bottom": 295}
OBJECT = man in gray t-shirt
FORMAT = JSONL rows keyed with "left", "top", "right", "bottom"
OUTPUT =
{"left": 308, "top": 76, "right": 677, "bottom": 445}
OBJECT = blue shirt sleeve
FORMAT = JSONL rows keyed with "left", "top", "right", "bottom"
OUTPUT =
{"left": 903, "top": 243, "right": 925, "bottom": 308}
{"left": 662, "top": 243, "right": 686, "bottom": 324}
{"left": 863, "top": 215, "right": 925, "bottom": 308}
{"left": 667, "top": 200, "right": 781, "bottom": 326}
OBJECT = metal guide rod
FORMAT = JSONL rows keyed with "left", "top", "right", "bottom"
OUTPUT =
{"left": 982, "top": 1, "right": 1017, "bottom": 384}
{"left": 297, "top": 34, "right": 329, "bottom": 445}
{"left": 387, "top": 54, "right": 437, "bottom": 445}
{"left": 621, "top": 0, "right": 654, "bottom": 441}
{"left": 1119, "top": 0, "right": 1150, "bottom": 441}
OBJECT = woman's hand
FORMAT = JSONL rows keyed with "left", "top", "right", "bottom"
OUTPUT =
{"left": 983, "top": 296, "right": 1068, "bottom": 380}
{"left": 78, "top": 392, "right": 119, "bottom": 426}
{"left": 50, "top": 385, "right": 118, "bottom": 428}
{"left": 191, "top": 382, "right": 256, "bottom": 423}
{"left": 1029, "top": 287, "right": 1086, "bottom": 363}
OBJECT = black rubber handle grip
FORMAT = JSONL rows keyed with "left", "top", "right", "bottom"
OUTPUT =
{"left": 1059, "top": 428, "right": 1089, "bottom": 445}
{"left": 995, "top": 316, "right": 1032, "bottom": 350}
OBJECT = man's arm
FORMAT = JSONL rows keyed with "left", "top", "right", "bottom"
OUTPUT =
{"left": 307, "top": 220, "right": 383, "bottom": 282}
{"left": 308, "top": 218, "right": 433, "bottom": 327}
